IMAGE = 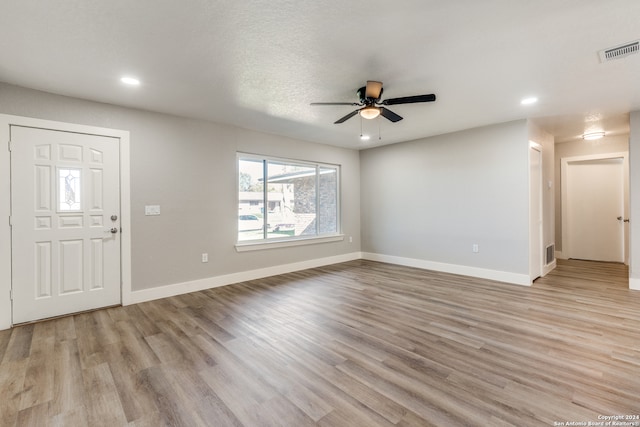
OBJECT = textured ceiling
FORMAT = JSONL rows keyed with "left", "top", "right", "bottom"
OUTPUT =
{"left": 1, "top": 0, "right": 639, "bottom": 148}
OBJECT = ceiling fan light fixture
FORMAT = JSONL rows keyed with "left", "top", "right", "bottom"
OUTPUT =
{"left": 583, "top": 131, "right": 605, "bottom": 140}
{"left": 360, "top": 106, "right": 380, "bottom": 120}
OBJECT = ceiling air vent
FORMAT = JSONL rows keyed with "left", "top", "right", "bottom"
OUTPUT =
{"left": 598, "top": 40, "right": 640, "bottom": 62}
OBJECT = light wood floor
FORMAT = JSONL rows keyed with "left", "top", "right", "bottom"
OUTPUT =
{"left": 1, "top": 259, "right": 639, "bottom": 426}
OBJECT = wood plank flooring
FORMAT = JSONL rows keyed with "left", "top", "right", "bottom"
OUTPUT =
{"left": 1, "top": 259, "right": 639, "bottom": 426}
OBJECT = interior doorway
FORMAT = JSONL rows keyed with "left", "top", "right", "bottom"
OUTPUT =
{"left": 561, "top": 153, "right": 629, "bottom": 263}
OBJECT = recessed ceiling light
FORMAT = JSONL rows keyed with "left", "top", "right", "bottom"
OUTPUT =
{"left": 583, "top": 131, "right": 605, "bottom": 140}
{"left": 120, "top": 76, "right": 140, "bottom": 86}
{"left": 521, "top": 97, "right": 538, "bottom": 105}
{"left": 360, "top": 135, "right": 370, "bottom": 140}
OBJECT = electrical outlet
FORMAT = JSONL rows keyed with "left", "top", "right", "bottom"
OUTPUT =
{"left": 349, "top": 236, "right": 353, "bottom": 243}
{"left": 472, "top": 244, "right": 479, "bottom": 253}
{"left": 201, "top": 253, "right": 208, "bottom": 263}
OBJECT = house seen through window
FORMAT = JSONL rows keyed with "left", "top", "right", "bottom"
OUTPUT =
{"left": 238, "top": 155, "right": 339, "bottom": 242}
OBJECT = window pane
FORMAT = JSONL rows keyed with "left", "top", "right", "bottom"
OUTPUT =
{"left": 238, "top": 159, "right": 265, "bottom": 241}
{"left": 58, "top": 168, "right": 81, "bottom": 211}
{"left": 318, "top": 167, "right": 338, "bottom": 234}
{"left": 267, "top": 162, "right": 316, "bottom": 239}
{"left": 237, "top": 154, "right": 339, "bottom": 244}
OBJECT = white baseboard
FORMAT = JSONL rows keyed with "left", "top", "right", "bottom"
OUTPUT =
{"left": 361, "top": 252, "right": 531, "bottom": 286}
{"left": 542, "top": 259, "right": 557, "bottom": 277}
{"left": 126, "top": 252, "right": 362, "bottom": 305}
{"left": 3, "top": 250, "right": 633, "bottom": 332}
{"left": 127, "top": 250, "right": 532, "bottom": 306}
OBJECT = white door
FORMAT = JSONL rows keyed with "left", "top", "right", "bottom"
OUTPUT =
{"left": 564, "top": 157, "right": 624, "bottom": 262}
{"left": 529, "top": 146, "right": 542, "bottom": 281}
{"left": 11, "top": 125, "right": 121, "bottom": 324}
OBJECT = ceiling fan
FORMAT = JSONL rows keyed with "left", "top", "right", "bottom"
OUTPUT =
{"left": 310, "top": 81, "right": 436, "bottom": 124}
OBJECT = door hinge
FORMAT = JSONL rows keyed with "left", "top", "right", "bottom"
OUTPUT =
{"left": 8, "top": 140, "right": 11, "bottom": 152}
{"left": 9, "top": 289, "right": 12, "bottom": 301}
{"left": 8, "top": 216, "right": 11, "bottom": 227}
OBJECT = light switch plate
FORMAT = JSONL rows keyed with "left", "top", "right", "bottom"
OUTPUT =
{"left": 145, "top": 205, "right": 161, "bottom": 216}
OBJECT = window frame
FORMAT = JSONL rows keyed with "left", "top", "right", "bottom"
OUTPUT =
{"left": 235, "top": 152, "right": 343, "bottom": 251}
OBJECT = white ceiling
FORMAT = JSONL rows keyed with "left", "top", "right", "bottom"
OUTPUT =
{"left": 1, "top": 0, "right": 639, "bottom": 149}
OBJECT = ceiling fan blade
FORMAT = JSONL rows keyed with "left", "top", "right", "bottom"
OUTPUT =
{"left": 334, "top": 109, "right": 360, "bottom": 124}
{"left": 311, "top": 102, "right": 360, "bottom": 106}
{"left": 382, "top": 94, "right": 436, "bottom": 105}
{"left": 365, "top": 81, "right": 383, "bottom": 99}
{"left": 380, "top": 107, "right": 403, "bottom": 122}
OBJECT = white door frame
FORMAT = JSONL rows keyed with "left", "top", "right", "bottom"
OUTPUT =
{"left": 560, "top": 151, "right": 629, "bottom": 264}
{"left": 0, "top": 114, "right": 132, "bottom": 330}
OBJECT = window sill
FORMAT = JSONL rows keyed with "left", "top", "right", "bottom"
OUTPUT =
{"left": 235, "top": 234, "right": 344, "bottom": 252}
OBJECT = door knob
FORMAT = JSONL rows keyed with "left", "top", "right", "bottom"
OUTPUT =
{"left": 110, "top": 227, "right": 118, "bottom": 234}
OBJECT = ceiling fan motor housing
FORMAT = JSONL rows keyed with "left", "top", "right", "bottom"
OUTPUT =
{"left": 357, "top": 86, "right": 382, "bottom": 104}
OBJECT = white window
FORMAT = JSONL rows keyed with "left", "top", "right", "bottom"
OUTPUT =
{"left": 238, "top": 154, "right": 340, "bottom": 243}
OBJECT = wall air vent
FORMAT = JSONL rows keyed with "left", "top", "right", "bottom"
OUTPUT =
{"left": 598, "top": 40, "right": 640, "bottom": 63}
{"left": 545, "top": 244, "right": 555, "bottom": 265}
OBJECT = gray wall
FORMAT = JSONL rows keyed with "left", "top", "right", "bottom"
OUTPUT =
{"left": 359, "top": 120, "right": 530, "bottom": 276}
{"left": 0, "top": 82, "right": 361, "bottom": 291}
{"left": 554, "top": 134, "right": 629, "bottom": 253}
